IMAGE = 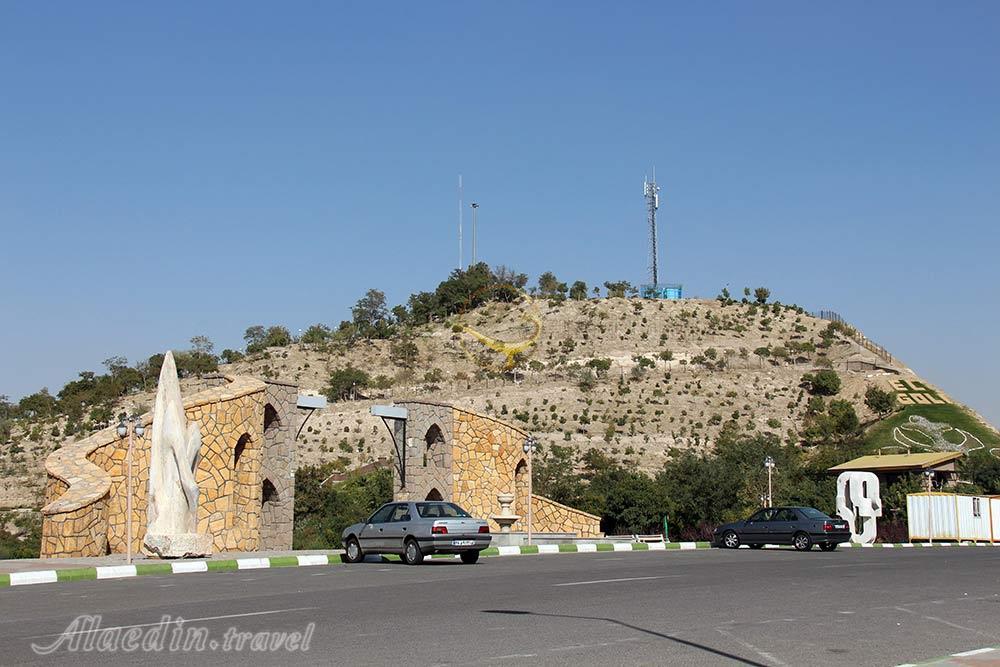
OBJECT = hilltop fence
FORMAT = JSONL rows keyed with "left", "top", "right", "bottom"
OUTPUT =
{"left": 811, "top": 310, "right": 895, "bottom": 365}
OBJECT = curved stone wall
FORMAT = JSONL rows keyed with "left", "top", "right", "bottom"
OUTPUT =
{"left": 41, "top": 376, "right": 269, "bottom": 558}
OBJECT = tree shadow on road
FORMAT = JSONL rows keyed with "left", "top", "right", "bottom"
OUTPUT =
{"left": 481, "top": 609, "right": 768, "bottom": 666}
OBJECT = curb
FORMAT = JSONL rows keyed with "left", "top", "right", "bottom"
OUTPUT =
{"left": 2, "top": 540, "right": 991, "bottom": 588}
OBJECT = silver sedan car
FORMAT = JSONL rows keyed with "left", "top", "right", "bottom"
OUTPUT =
{"left": 342, "top": 501, "right": 492, "bottom": 565}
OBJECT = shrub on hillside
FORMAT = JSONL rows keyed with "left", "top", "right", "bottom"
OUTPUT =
{"left": 801, "top": 370, "right": 841, "bottom": 396}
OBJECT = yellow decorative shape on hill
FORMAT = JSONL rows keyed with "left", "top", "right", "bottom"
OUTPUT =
{"left": 456, "top": 293, "right": 542, "bottom": 371}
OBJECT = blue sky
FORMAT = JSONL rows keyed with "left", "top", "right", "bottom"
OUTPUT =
{"left": 1, "top": 3, "right": 998, "bottom": 426}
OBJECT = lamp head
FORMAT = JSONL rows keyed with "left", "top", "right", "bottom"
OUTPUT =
{"left": 117, "top": 421, "right": 128, "bottom": 438}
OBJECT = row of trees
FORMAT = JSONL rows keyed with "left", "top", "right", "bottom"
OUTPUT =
{"left": 3, "top": 338, "right": 220, "bottom": 438}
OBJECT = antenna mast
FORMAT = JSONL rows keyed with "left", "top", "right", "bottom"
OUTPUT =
{"left": 644, "top": 169, "right": 661, "bottom": 287}
{"left": 470, "top": 202, "right": 479, "bottom": 266}
{"left": 458, "top": 175, "right": 464, "bottom": 270}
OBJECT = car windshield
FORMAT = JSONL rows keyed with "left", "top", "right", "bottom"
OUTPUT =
{"left": 415, "top": 502, "right": 471, "bottom": 518}
{"left": 799, "top": 507, "right": 830, "bottom": 520}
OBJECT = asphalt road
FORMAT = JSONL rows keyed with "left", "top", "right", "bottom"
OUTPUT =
{"left": 2, "top": 548, "right": 999, "bottom": 666}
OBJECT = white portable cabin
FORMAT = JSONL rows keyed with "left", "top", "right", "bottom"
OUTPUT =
{"left": 907, "top": 492, "right": 999, "bottom": 543}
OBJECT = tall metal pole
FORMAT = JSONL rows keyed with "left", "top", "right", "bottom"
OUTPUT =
{"left": 125, "top": 422, "right": 135, "bottom": 565}
{"left": 470, "top": 203, "right": 479, "bottom": 266}
{"left": 458, "top": 175, "right": 463, "bottom": 270}
{"left": 127, "top": 424, "right": 134, "bottom": 564}
{"left": 527, "top": 447, "right": 533, "bottom": 546}
{"left": 767, "top": 466, "right": 773, "bottom": 508}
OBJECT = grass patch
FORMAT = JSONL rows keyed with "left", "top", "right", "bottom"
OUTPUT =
{"left": 864, "top": 404, "right": 999, "bottom": 453}
{"left": 631, "top": 542, "right": 650, "bottom": 551}
{"left": 0, "top": 573, "right": 9, "bottom": 587}
{"left": 558, "top": 544, "right": 578, "bottom": 552}
{"left": 268, "top": 556, "right": 299, "bottom": 568}
{"left": 520, "top": 545, "right": 539, "bottom": 555}
{"left": 480, "top": 547, "right": 500, "bottom": 557}
{"left": 57, "top": 567, "right": 96, "bottom": 581}
{"left": 595, "top": 543, "right": 615, "bottom": 552}
{"left": 134, "top": 563, "right": 173, "bottom": 576}
{"left": 206, "top": 560, "right": 238, "bottom": 571}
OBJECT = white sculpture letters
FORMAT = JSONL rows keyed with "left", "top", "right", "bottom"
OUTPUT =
{"left": 835, "top": 471, "right": 882, "bottom": 545}
{"left": 143, "top": 351, "right": 213, "bottom": 558}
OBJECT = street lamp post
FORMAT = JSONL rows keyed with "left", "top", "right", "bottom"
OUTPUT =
{"left": 523, "top": 436, "right": 537, "bottom": 545}
{"left": 923, "top": 470, "right": 935, "bottom": 544}
{"left": 764, "top": 456, "right": 776, "bottom": 507}
{"left": 117, "top": 415, "right": 145, "bottom": 565}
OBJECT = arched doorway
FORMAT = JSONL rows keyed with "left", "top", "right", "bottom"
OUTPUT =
{"left": 262, "top": 478, "right": 278, "bottom": 505}
{"left": 424, "top": 424, "right": 445, "bottom": 467}
{"left": 264, "top": 404, "right": 280, "bottom": 437}
{"left": 234, "top": 433, "right": 250, "bottom": 467}
{"left": 425, "top": 488, "right": 443, "bottom": 501}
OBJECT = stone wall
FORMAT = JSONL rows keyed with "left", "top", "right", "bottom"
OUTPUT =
{"left": 258, "top": 381, "right": 302, "bottom": 550}
{"left": 41, "top": 375, "right": 285, "bottom": 558}
{"left": 522, "top": 494, "right": 602, "bottom": 537}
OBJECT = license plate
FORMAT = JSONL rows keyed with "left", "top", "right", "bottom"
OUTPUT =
{"left": 452, "top": 540, "right": 475, "bottom": 546}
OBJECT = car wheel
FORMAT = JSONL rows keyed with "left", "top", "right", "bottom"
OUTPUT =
{"left": 749, "top": 544, "right": 763, "bottom": 550}
{"left": 402, "top": 538, "right": 424, "bottom": 565}
{"left": 793, "top": 532, "right": 812, "bottom": 551}
{"left": 722, "top": 530, "right": 740, "bottom": 549}
{"left": 460, "top": 551, "right": 480, "bottom": 564}
{"left": 819, "top": 543, "right": 837, "bottom": 552}
{"left": 344, "top": 537, "right": 364, "bottom": 563}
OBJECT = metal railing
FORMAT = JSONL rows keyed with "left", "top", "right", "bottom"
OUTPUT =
{"left": 811, "top": 310, "right": 895, "bottom": 364}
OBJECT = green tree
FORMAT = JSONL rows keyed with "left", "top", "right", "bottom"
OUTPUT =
{"left": 325, "top": 366, "right": 371, "bottom": 401}
{"left": 351, "top": 289, "right": 392, "bottom": 339}
{"left": 300, "top": 324, "right": 332, "bottom": 345}
{"left": 569, "top": 280, "right": 588, "bottom": 301}
{"left": 603, "top": 281, "right": 633, "bottom": 299}
{"left": 537, "top": 272, "right": 568, "bottom": 300}
{"left": 864, "top": 386, "right": 897, "bottom": 418}
{"left": 802, "top": 370, "right": 841, "bottom": 396}
{"left": 389, "top": 337, "right": 419, "bottom": 369}
{"left": 220, "top": 349, "right": 244, "bottom": 364}
{"left": 189, "top": 335, "right": 215, "bottom": 355}
{"left": 753, "top": 346, "right": 771, "bottom": 367}
{"left": 754, "top": 287, "right": 771, "bottom": 304}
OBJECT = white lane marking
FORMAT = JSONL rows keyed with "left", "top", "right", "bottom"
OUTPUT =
{"left": 647, "top": 542, "right": 666, "bottom": 550}
{"left": 953, "top": 648, "right": 996, "bottom": 657}
{"left": 10, "top": 570, "right": 59, "bottom": 586}
{"left": 296, "top": 554, "right": 330, "bottom": 566}
{"left": 549, "top": 638, "right": 641, "bottom": 652}
{"left": 95, "top": 565, "right": 137, "bottom": 579}
{"left": 27, "top": 607, "right": 319, "bottom": 639}
{"left": 171, "top": 561, "right": 208, "bottom": 574}
{"left": 236, "top": 558, "right": 270, "bottom": 569}
{"left": 576, "top": 543, "right": 598, "bottom": 553}
{"left": 554, "top": 575, "right": 669, "bottom": 587}
{"left": 537, "top": 544, "right": 560, "bottom": 554}
{"left": 679, "top": 542, "right": 697, "bottom": 550}
{"left": 715, "top": 627, "right": 789, "bottom": 667}
{"left": 596, "top": 557, "right": 625, "bottom": 561}
{"left": 497, "top": 546, "right": 521, "bottom": 556}
{"left": 612, "top": 543, "right": 633, "bottom": 552}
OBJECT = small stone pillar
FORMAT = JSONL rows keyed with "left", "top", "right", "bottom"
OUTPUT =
{"left": 491, "top": 492, "right": 520, "bottom": 533}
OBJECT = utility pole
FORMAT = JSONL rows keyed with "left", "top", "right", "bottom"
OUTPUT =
{"left": 470, "top": 202, "right": 479, "bottom": 266}
{"left": 458, "top": 175, "right": 463, "bottom": 270}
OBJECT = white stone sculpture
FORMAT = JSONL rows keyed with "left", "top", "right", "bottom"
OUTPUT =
{"left": 143, "top": 351, "right": 213, "bottom": 558}
{"left": 835, "top": 471, "right": 882, "bottom": 545}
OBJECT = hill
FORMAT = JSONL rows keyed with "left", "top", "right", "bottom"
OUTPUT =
{"left": 5, "top": 291, "right": 997, "bottom": 515}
